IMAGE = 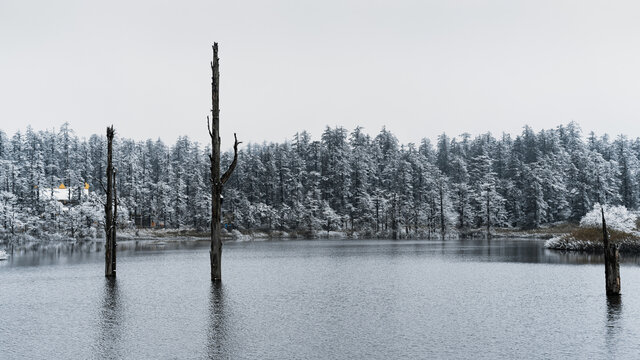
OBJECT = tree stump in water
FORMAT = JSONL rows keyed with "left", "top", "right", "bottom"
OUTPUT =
{"left": 602, "top": 207, "right": 620, "bottom": 296}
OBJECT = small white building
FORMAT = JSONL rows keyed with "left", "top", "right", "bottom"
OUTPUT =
{"left": 39, "top": 183, "right": 90, "bottom": 204}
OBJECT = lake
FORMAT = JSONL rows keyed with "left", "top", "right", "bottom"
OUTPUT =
{"left": 2, "top": 238, "right": 640, "bottom": 359}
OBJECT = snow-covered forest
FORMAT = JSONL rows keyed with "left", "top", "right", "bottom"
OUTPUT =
{"left": 1, "top": 122, "right": 639, "bottom": 239}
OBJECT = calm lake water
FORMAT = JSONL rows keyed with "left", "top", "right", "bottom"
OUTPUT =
{"left": 2, "top": 238, "right": 640, "bottom": 359}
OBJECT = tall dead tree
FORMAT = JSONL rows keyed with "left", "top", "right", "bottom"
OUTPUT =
{"left": 602, "top": 207, "right": 620, "bottom": 295}
{"left": 486, "top": 193, "right": 491, "bottom": 239}
{"left": 438, "top": 179, "right": 446, "bottom": 240}
{"left": 390, "top": 194, "right": 397, "bottom": 240}
{"left": 105, "top": 126, "right": 117, "bottom": 277}
{"left": 208, "top": 43, "right": 240, "bottom": 281}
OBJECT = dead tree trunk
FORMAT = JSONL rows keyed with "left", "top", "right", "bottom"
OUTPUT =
{"left": 391, "top": 193, "right": 398, "bottom": 240}
{"left": 439, "top": 180, "right": 445, "bottom": 240}
{"left": 602, "top": 207, "right": 620, "bottom": 295}
{"left": 112, "top": 169, "right": 117, "bottom": 271}
{"left": 486, "top": 193, "right": 491, "bottom": 239}
{"left": 104, "top": 126, "right": 117, "bottom": 277}
{"left": 374, "top": 196, "right": 380, "bottom": 233}
{"left": 208, "top": 43, "right": 240, "bottom": 282}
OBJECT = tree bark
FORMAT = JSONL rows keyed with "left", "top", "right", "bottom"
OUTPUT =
{"left": 486, "top": 192, "right": 491, "bottom": 239}
{"left": 208, "top": 43, "right": 240, "bottom": 282}
{"left": 375, "top": 196, "right": 379, "bottom": 233}
{"left": 602, "top": 207, "right": 620, "bottom": 296}
{"left": 112, "top": 169, "right": 117, "bottom": 273}
{"left": 439, "top": 181, "right": 445, "bottom": 240}
{"left": 391, "top": 193, "right": 398, "bottom": 240}
{"left": 105, "top": 126, "right": 117, "bottom": 277}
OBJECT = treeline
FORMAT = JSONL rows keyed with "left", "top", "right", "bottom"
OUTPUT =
{"left": 1, "top": 122, "right": 639, "bottom": 239}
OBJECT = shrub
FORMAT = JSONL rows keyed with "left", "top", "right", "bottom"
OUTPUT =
{"left": 579, "top": 204, "right": 637, "bottom": 233}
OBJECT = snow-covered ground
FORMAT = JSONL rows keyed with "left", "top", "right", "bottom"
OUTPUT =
{"left": 544, "top": 204, "right": 640, "bottom": 252}
{"left": 545, "top": 235, "right": 640, "bottom": 252}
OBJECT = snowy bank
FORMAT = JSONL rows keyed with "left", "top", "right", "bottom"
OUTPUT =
{"left": 545, "top": 205, "right": 640, "bottom": 252}
{"left": 545, "top": 233, "right": 640, "bottom": 252}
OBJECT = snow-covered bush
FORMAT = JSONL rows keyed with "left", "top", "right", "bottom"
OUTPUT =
{"left": 579, "top": 204, "right": 637, "bottom": 233}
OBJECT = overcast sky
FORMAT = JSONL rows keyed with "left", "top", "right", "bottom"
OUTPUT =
{"left": 2, "top": 0, "right": 640, "bottom": 148}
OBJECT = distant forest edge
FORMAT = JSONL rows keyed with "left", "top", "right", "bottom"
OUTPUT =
{"left": 1, "top": 121, "right": 639, "bottom": 240}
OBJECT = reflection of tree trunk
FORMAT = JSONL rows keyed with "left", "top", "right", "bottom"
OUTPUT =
{"left": 602, "top": 208, "right": 620, "bottom": 296}
{"left": 605, "top": 295, "right": 622, "bottom": 352}
{"left": 96, "top": 278, "right": 122, "bottom": 359}
{"left": 207, "top": 283, "right": 227, "bottom": 358}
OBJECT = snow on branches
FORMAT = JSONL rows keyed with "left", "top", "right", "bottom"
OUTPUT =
{"left": 579, "top": 204, "right": 637, "bottom": 233}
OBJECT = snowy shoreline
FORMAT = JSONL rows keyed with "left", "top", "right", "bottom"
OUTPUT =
{"left": 7, "top": 214, "right": 636, "bottom": 247}
{"left": 1, "top": 227, "right": 560, "bottom": 245}
{"left": 545, "top": 236, "right": 640, "bottom": 253}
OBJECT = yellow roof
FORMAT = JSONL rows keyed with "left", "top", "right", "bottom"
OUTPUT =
{"left": 58, "top": 183, "right": 66, "bottom": 189}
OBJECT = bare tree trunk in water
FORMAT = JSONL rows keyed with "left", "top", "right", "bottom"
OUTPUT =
{"left": 105, "top": 126, "right": 117, "bottom": 277}
{"left": 208, "top": 43, "right": 241, "bottom": 282}
{"left": 602, "top": 207, "right": 620, "bottom": 295}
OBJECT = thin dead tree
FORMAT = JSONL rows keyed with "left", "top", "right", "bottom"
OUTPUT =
{"left": 602, "top": 207, "right": 620, "bottom": 296}
{"left": 208, "top": 43, "right": 241, "bottom": 281}
{"left": 391, "top": 193, "right": 398, "bottom": 240}
{"left": 104, "top": 126, "right": 117, "bottom": 277}
{"left": 486, "top": 191, "right": 491, "bottom": 239}
{"left": 438, "top": 179, "right": 446, "bottom": 240}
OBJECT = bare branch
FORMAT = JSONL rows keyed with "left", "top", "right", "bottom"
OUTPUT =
{"left": 207, "top": 116, "right": 213, "bottom": 138}
{"left": 98, "top": 177, "right": 107, "bottom": 194}
{"left": 221, "top": 133, "right": 241, "bottom": 185}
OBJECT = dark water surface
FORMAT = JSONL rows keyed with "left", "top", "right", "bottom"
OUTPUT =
{"left": 2, "top": 238, "right": 640, "bottom": 359}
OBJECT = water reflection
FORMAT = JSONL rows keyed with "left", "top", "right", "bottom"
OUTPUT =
{"left": 4, "top": 238, "right": 640, "bottom": 269}
{"left": 3, "top": 241, "right": 98, "bottom": 267}
{"left": 0, "top": 239, "right": 211, "bottom": 267}
{"left": 95, "top": 278, "right": 124, "bottom": 359}
{"left": 605, "top": 295, "right": 623, "bottom": 355}
{"left": 206, "top": 282, "right": 229, "bottom": 359}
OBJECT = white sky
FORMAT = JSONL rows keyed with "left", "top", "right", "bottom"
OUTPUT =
{"left": 2, "top": 0, "right": 640, "bottom": 148}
